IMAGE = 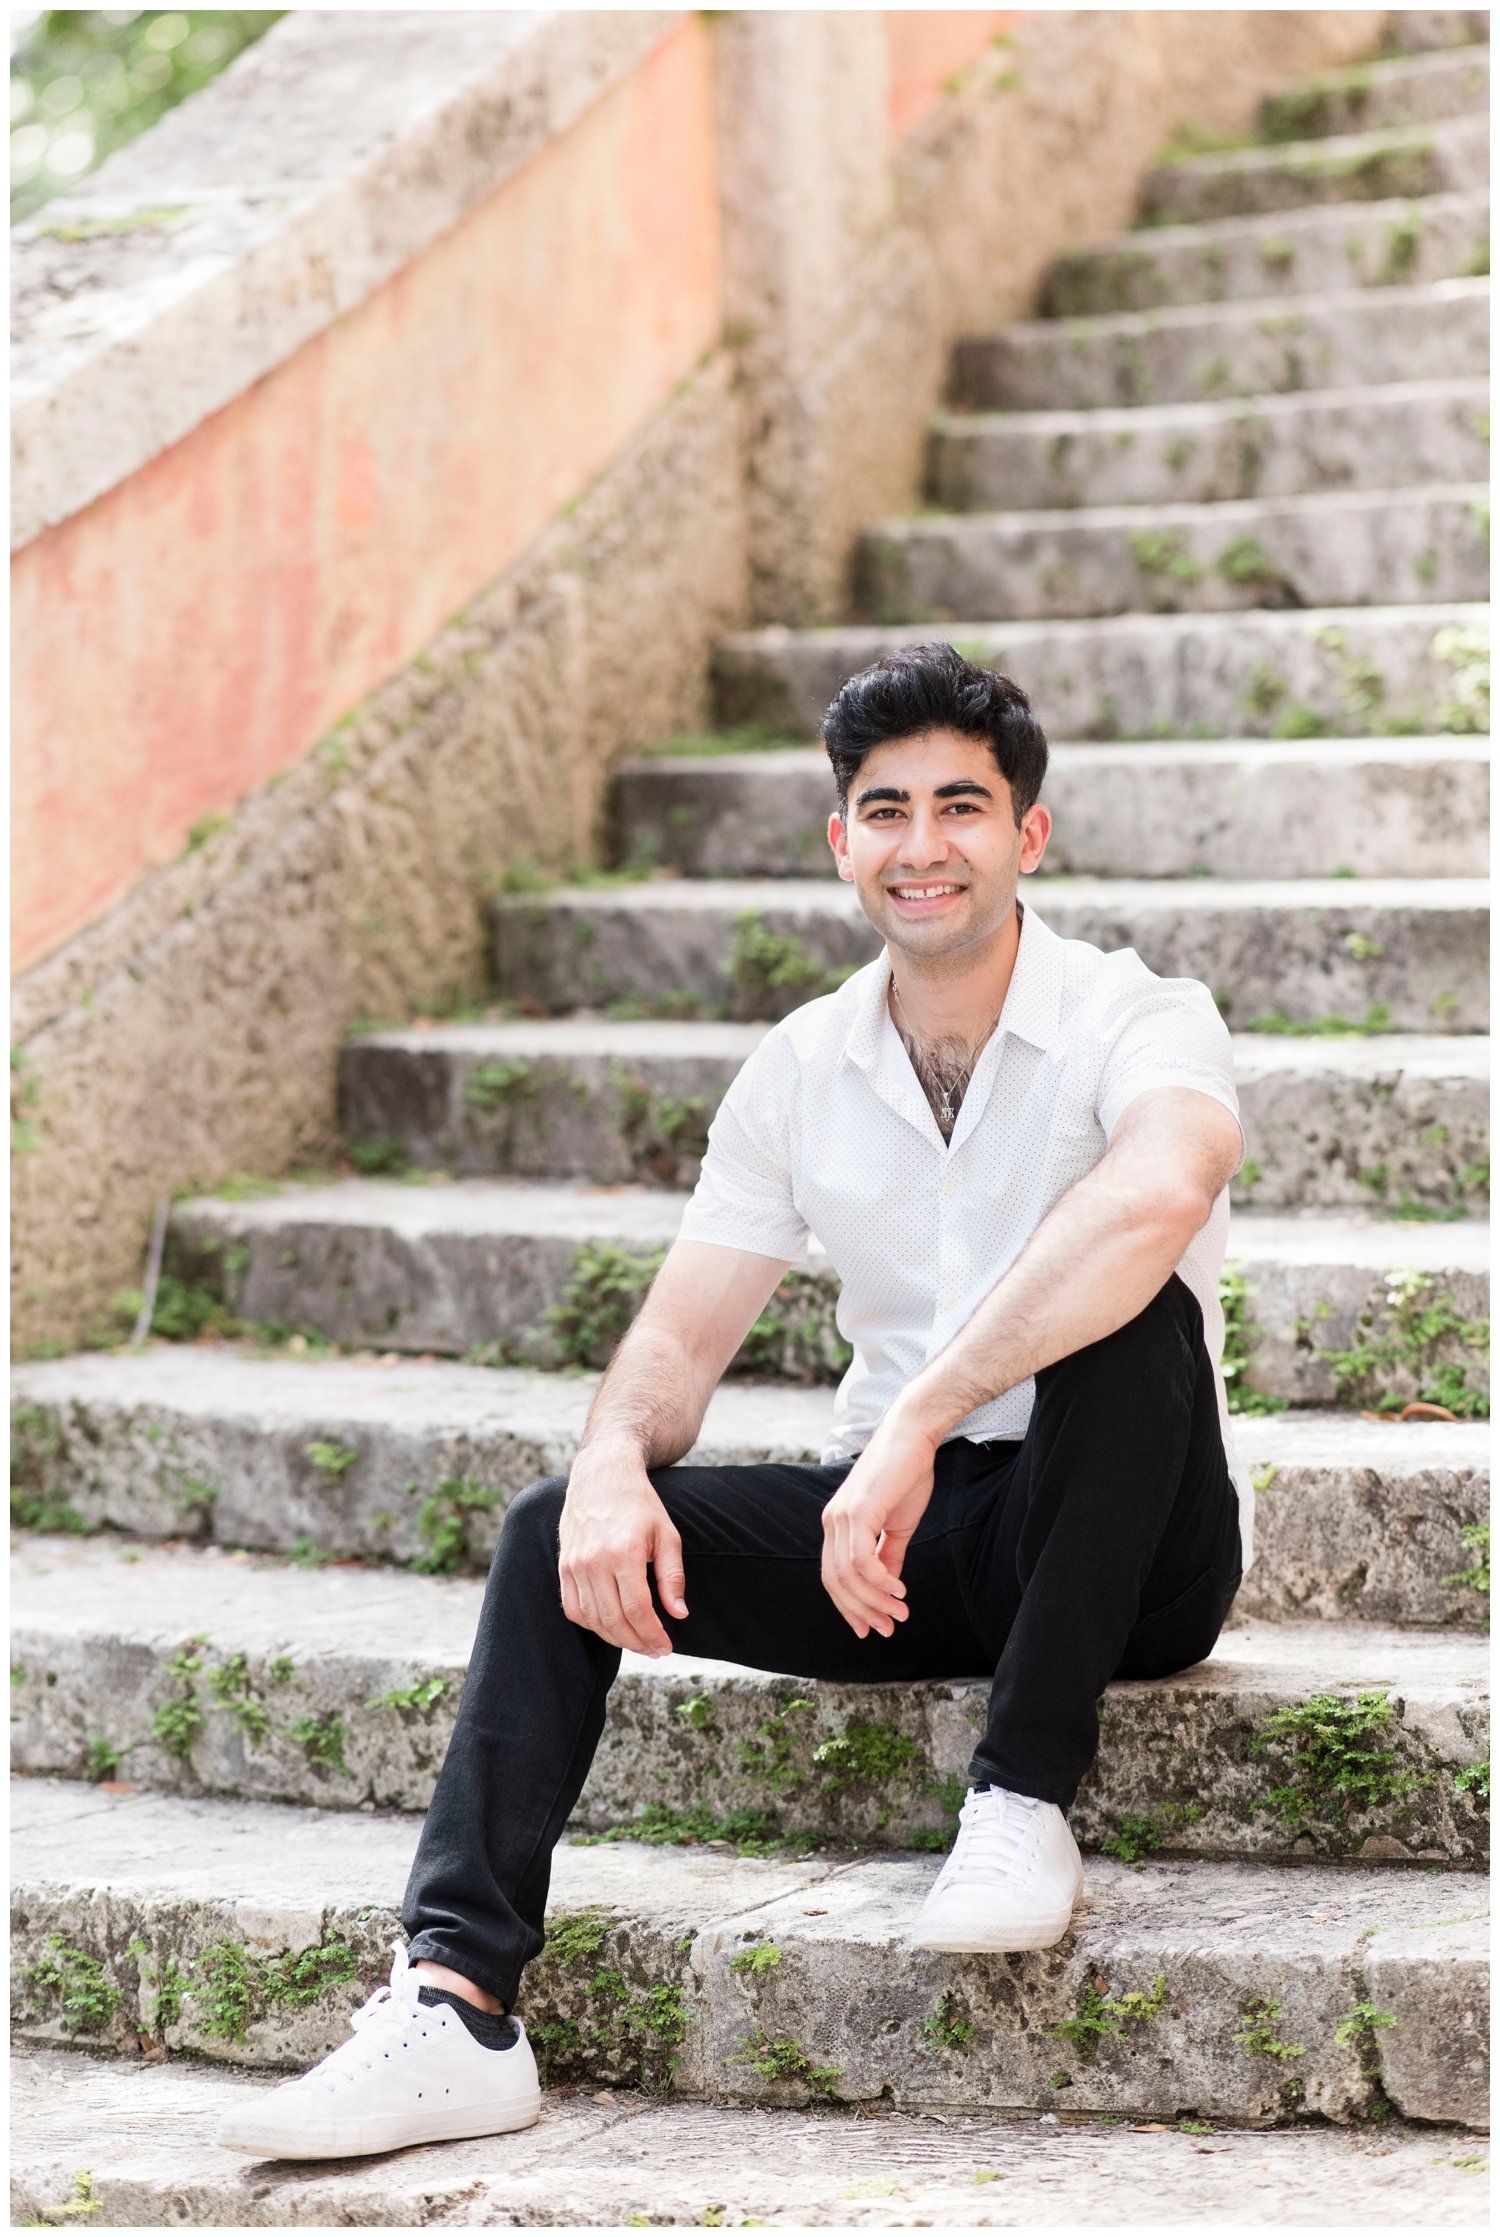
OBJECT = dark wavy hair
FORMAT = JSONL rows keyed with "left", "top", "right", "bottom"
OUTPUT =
{"left": 820, "top": 641, "right": 1048, "bottom": 827}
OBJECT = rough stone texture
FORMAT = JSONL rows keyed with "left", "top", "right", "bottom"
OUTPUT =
{"left": 11, "top": 1538, "right": 1487, "bottom": 1861}
{"left": 617, "top": 740, "right": 1490, "bottom": 883}
{"left": 1216, "top": 1412, "right": 1489, "bottom": 1627}
{"left": 12, "top": 1354, "right": 1486, "bottom": 1622}
{"left": 1232, "top": 1032, "right": 1490, "bottom": 1212}
{"left": 1255, "top": 46, "right": 1490, "bottom": 143}
{"left": 10, "top": 11, "right": 686, "bottom": 549}
{"left": 1040, "top": 193, "right": 1490, "bottom": 316}
{"left": 13, "top": 2054, "right": 1490, "bottom": 2231}
{"left": 10, "top": 1782, "right": 1488, "bottom": 2124}
{"left": 1138, "top": 116, "right": 1487, "bottom": 227}
{"left": 712, "top": 602, "right": 1489, "bottom": 743}
{"left": 339, "top": 1018, "right": 768, "bottom": 1187}
{"left": 9, "top": 1349, "right": 835, "bottom": 1564}
{"left": 1384, "top": 11, "right": 1490, "bottom": 54}
{"left": 1228, "top": 1213, "right": 1489, "bottom": 1408}
{"left": 857, "top": 485, "right": 1489, "bottom": 623}
{"left": 709, "top": 7, "right": 1387, "bottom": 625}
{"left": 12, "top": 360, "right": 747, "bottom": 1358}
{"left": 492, "top": 875, "right": 1490, "bottom": 1032}
{"left": 950, "top": 278, "right": 1489, "bottom": 412}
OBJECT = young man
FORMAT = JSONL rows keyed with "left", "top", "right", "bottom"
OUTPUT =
{"left": 218, "top": 642, "right": 1248, "bottom": 2160}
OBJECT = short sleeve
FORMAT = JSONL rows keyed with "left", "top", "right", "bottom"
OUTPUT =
{"left": 1095, "top": 976, "right": 1244, "bottom": 1162}
{"left": 677, "top": 1030, "right": 812, "bottom": 1266}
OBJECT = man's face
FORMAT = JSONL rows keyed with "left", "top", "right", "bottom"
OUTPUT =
{"left": 828, "top": 728, "right": 1051, "bottom": 961}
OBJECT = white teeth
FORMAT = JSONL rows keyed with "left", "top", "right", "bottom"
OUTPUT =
{"left": 891, "top": 884, "right": 962, "bottom": 899}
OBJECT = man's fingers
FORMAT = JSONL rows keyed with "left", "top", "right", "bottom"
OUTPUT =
{"left": 651, "top": 1522, "right": 689, "bottom": 1619}
{"left": 615, "top": 1568, "right": 675, "bottom": 1657}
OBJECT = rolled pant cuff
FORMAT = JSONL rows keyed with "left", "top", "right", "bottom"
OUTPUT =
{"left": 966, "top": 1752, "right": 1078, "bottom": 1813}
{"left": 402, "top": 1931, "right": 516, "bottom": 2010}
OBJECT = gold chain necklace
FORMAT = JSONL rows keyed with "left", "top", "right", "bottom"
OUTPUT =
{"left": 889, "top": 978, "right": 1002, "bottom": 1130}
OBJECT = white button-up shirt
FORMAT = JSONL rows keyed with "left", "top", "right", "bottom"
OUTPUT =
{"left": 680, "top": 900, "right": 1255, "bottom": 1564}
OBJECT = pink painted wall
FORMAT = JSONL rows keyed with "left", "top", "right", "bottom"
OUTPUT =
{"left": 884, "top": 10, "right": 1021, "bottom": 138}
{"left": 12, "top": 19, "right": 720, "bottom": 974}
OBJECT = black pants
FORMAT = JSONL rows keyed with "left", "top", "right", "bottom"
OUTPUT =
{"left": 402, "top": 1274, "right": 1242, "bottom": 2007}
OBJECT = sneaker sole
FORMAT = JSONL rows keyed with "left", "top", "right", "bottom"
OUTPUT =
{"left": 910, "top": 1912, "right": 1077, "bottom": 1954}
{"left": 215, "top": 2094, "right": 542, "bottom": 2160}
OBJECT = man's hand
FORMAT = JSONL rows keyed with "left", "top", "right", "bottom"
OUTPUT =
{"left": 821, "top": 1412, "right": 938, "bottom": 1639}
{"left": 558, "top": 1443, "right": 687, "bottom": 1658}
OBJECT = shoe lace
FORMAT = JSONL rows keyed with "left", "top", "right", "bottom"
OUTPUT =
{"left": 939, "top": 1788, "right": 1043, "bottom": 1888}
{"left": 296, "top": 1941, "right": 430, "bottom": 2096}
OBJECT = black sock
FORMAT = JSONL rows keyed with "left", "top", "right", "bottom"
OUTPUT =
{"left": 417, "top": 1983, "right": 519, "bottom": 2050}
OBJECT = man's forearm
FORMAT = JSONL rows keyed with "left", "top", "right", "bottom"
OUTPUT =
{"left": 576, "top": 1315, "right": 716, "bottom": 1471}
{"left": 891, "top": 1157, "right": 1209, "bottom": 1444}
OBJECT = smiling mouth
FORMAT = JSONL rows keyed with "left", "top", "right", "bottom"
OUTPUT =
{"left": 886, "top": 881, "right": 966, "bottom": 901}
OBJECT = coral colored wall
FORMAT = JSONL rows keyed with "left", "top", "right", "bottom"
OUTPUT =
{"left": 884, "top": 10, "right": 1021, "bottom": 137}
{"left": 11, "top": 19, "right": 720, "bottom": 975}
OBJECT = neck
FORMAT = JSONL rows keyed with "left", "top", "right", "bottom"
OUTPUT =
{"left": 886, "top": 899, "right": 1022, "bottom": 1045}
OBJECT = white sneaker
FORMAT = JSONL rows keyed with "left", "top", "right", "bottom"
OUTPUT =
{"left": 910, "top": 1785, "right": 1084, "bottom": 1953}
{"left": 214, "top": 1943, "right": 541, "bottom": 2160}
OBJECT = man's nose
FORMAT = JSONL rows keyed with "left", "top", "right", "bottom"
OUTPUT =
{"left": 898, "top": 810, "right": 953, "bottom": 866}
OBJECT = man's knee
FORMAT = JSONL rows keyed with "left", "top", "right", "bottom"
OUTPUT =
{"left": 1043, "top": 1273, "right": 1200, "bottom": 1385}
{"left": 496, "top": 1474, "right": 568, "bottom": 1569}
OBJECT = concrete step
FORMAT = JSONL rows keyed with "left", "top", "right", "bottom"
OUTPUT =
{"left": 491, "top": 875, "right": 1489, "bottom": 1032}
{"left": 344, "top": 1009, "right": 1490, "bottom": 1211}
{"left": 613, "top": 742, "right": 1491, "bottom": 883}
{"left": 12, "top": 1352, "right": 1488, "bottom": 1625}
{"left": 131, "top": 1181, "right": 1498, "bottom": 1405}
{"left": 1041, "top": 194, "right": 1490, "bottom": 317}
{"left": 11, "top": 1538, "right": 1487, "bottom": 1864}
{"left": 858, "top": 486, "right": 1489, "bottom": 624}
{"left": 950, "top": 280, "right": 1488, "bottom": 411}
{"left": 12, "top": 2054, "right": 1489, "bottom": 2235}
{"left": 1382, "top": 10, "right": 1489, "bottom": 56}
{"left": 927, "top": 378, "right": 1490, "bottom": 513}
{"left": 1257, "top": 45, "right": 1490, "bottom": 143}
{"left": 711, "top": 602, "right": 1489, "bottom": 743}
{"left": 1138, "top": 116, "right": 1487, "bottom": 227}
{"left": 10, "top": 1781, "right": 1489, "bottom": 2126}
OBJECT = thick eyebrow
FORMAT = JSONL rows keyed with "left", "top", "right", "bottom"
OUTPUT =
{"left": 852, "top": 778, "right": 996, "bottom": 809}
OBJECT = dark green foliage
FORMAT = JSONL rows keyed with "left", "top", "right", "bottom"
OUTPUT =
{"left": 1251, "top": 1689, "right": 1419, "bottom": 1827}
{"left": 22, "top": 1935, "right": 123, "bottom": 2036}
{"left": 409, "top": 1475, "right": 504, "bottom": 1575}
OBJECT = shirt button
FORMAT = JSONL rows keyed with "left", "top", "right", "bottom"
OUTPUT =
{"left": 938, "top": 1291, "right": 955, "bottom": 1309}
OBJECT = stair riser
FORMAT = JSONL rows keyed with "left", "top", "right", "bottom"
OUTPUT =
{"left": 9, "top": 1868, "right": 1486, "bottom": 2125}
{"left": 1258, "top": 52, "right": 1489, "bottom": 144}
{"left": 927, "top": 382, "right": 1490, "bottom": 512}
{"left": 616, "top": 748, "right": 1491, "bottom": 882}
{"left": 1231, "top": 1255, "right": 1489, "bottom": 1411}
{"left": 162, "top": 1210, "right": 843, "bottom": 1378}
{"left": 1140, "top": 119, "right": 1486, "bottom": 226}
{"left": 9, "top": 1637, "right": 1487, "bottom": 1866}
{"left": 858, "top": 493, "right": 1489, "bottom": 624}
{"left": 712, "top": 607, "right": 1489, "bottom": 744}
{"left": 340, "top": 1041, "right": 737, "bottom": 1188}
{"left": 1383, "top": 11, "right": 1490, "bottom": 56}
{"left": 343, "top": 1026, "right": 1492, "bottom": 1211}
{"left": 951, "top": 285, "right": 1488, "bottom": 411}
{"left": 12, "top": 1391, "right": 1487, "bottom": 1623}
{"left": 493, "top": 890, "right": 1489, "bottom": 1033}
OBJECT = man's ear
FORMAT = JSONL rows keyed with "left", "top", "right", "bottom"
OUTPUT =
{"left": 828, "top": 810, "right": 854, "bottom": 880}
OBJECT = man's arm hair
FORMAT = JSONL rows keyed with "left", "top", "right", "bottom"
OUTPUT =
{"left": 891, "top": 1085, "right": 1243, "bottom": 1443}
{"left": 577, "top": 1237, "right": 792, "bottom": 1469}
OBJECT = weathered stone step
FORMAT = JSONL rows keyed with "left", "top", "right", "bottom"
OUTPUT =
{"left": 11, "top": 1538, "right": 1487, "bottom": 1865}
{"left": 12, "top": 1783, "right": 1491, "bottom": 2128}
{"left": 492, "top": 876, "right": 1489, "bottom": 1032}
{"left": 859, "top": 485, "right": 1489, "bottom": 624}
{"left": 1383, "top": 10, "right": 1489, "bottom": 56}
{"left": 1139, "top": 116, "right": 1487, "bottom": 227}
{"left": 1257, "top": 45, "right": 1490, "bottom": 143}
{"left": 12, "top": 2051, "right": 1486, "bottom": 2235}
{"left": 126, "top": 1181, "right": 1500, "bottom": 1407}
{"left": 927, "top": 377, "right": 1490, "bottom": 513}
{"left": 950, "top": 280, "right": 1488, "bottom": 411}
{"left": 614, "top": 741, "right": 1490, "bottom": 883}
{"left": 712, "top": 602, "right": 1488, "bottom": 743}
{"left": 12, "top": 1351, "right": 1487, "bottom": 1625}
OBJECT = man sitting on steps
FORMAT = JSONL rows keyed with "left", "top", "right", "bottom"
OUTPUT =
{"left": 217, "top": 639, "right": 1251, "bottom": 2161}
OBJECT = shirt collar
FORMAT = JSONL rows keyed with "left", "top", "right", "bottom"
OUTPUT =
{"left": 840, "top": 895, "right": 1064, "bottom": 1075}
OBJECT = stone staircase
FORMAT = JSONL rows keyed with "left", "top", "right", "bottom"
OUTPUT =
{"left": 10, "top": 25, "right": 1491, "bottom": 2226}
